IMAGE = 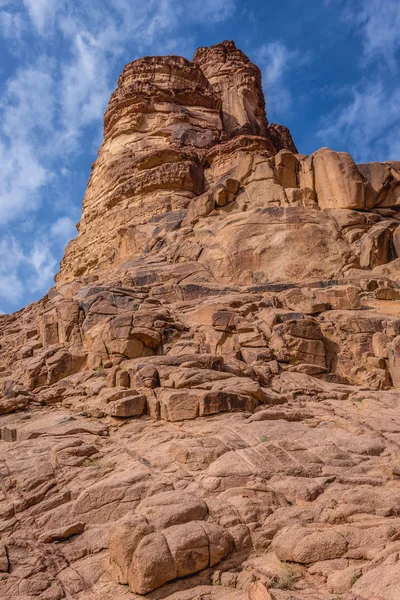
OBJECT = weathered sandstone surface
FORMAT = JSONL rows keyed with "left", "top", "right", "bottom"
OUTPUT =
{"left": 2, "top": 41, "right": 400, "bottom": 599}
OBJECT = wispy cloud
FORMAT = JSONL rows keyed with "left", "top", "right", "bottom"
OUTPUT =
{"left": 0, "top": 0, "right": 237, "bottom": 312}
{"left": 319, "top": 0, "right": 400, "bottom": 162}
{"left": 191, "top": 0, "right": 235, "bottom": 24}
{"left": 328, "top": 0, "right": 400, "bottom": 69}
{"left": 346, "top": 0, "right": 400, "bottom": 69}
{"left": 50, "top": 217, "right": 77, "bottom": 246}
{"left": 0, "top": 8, "right": 26, "bottom": 42}
{"left": 22, "top": 0, "right": 57, "bottom": 35}
{"left": 0, "top": 237, "right": 24, "bottom": 303}
{"left": 0, "top": 0, "right": 238, "bottom": 225}
{"left": 0, "top": 234, "right": 55, "bottom": 306}
{"left": 28, "top": 236, "right": 58, "bottom": 293}
{"left": 0, "top": 221, "right": 82, "bottom": 309}
{"left": 255, "top": 41, "right": 307, "bottom": 120}
{"left": 318, "top": 81, "right": 400, "bottom": 162}
{"left": 60, "top": 32, "right": 111, "bottom": 138}
{"left": 257, "top": 42, "right": 293, "bottom": 117}
{"left": 0, "top": 65, "right": 55, "bottom": 224}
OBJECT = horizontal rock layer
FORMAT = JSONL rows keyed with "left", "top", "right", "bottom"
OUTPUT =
{"left": 57, "top": 41, "right": 299, "bottom": 284}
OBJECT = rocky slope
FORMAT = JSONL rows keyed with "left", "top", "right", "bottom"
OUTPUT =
{"left": 1, "top": 41, "right": 400, "bottom": 600}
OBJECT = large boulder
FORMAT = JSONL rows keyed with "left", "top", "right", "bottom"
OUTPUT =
{"left": 110, "top": 517, "right": 233, "bottom": 594}
{"left": 312, "top": 148, "right": 369, "bottom": 210}
{"left": 273, "top": 527, "right": 347, "bottom": 564}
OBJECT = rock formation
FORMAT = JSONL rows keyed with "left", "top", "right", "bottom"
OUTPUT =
{"left": 1, "top": 40, "right": 400, "bottom": 599}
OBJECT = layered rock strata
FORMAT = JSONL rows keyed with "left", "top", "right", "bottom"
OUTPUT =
{"left": 57, "top": 41, "right": 298, "bottom": 284}
{"left": 1, "top": 41, "right": 400, "bottom": 600}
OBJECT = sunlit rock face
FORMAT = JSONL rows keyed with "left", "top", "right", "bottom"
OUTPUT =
{"left": 192, "top": 39, "right": 268, "bottom": 137}
{"left": 3, "top": 41, "right": 400, "bottom": 600}
{"left": 57, "top": 41, "right": 297, "bottom": 283}
{"left": 57, "top": 54, "right": 221, "bottom": 282}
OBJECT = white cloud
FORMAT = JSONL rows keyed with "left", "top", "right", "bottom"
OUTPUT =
{"left": 0, "top": 9, "right": 26, "bottom": 41}
{"left": 60, "top": 31, "right": 111, "bottom": 138}
{"left": 0, "top": 273, "right": 24, "bottom": 304}
{"left": 0, "top": 66, "right": 56, "bottom": 224}
{"left": 0, "top": 236, "right": 24, "bottom": 268}
{"left": 50, "top": 216, "right": 76, "bottom": 245}
{"left": 317, "top": 81, "right": 400, "bottom": 162}
{"left": 356, "top": 0, "right": 400, "bottom": 68}
{"left": 23, "top": 0, "right": 58, "bottom": 35}
{"left": 0, "top": 142, "right": 49, "bottom": 224}
{"left": 332, "top": 0, "right": 400, "bottom": 69}
{"left": 256, "top": 41, "right": 300, "bottom": 119}
{"left": 0, "top": 230, "right": 59, "bottom": 306}
{"left": 189, "top": 0, "right": 235, "bottom": 24}
{"left": 318, "top": 0, "right": 400, "bottom": 162}
{"left": 28, "top": 237, "right": 58, "bottom": 292}
{"left": 0, "top": 0, "right": 238, "bottom": 230}
{"left": 0, "top": 0, "right": 238, "bottom": 311}
{"left": 0, "top": 236, "right": 25, "bottom": 303}
{"left": 2, "top": 67, "right": 55, "bottom": 138}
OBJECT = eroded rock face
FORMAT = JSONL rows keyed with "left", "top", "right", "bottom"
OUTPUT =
{"left": 58, "top": 54, "right": 221, "bottom": 284}
{"left": 56, "top": 41, "right": 300, "bottom": 285}
{"left": 193, "top": 40, "right": 267, "bottom": 137}
{"left": 2, "top": 40, "right": 400, "bottom": 600}
{"left": 109, "top": 491, "right": 233, "bottom": 594}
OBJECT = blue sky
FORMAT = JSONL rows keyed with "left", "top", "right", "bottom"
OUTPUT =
{"left": 0, "top": 0, "right": 400, "bottom": 314}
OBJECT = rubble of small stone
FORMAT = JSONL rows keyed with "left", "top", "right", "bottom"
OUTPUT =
{"left": 1, "top": 40, "right": 400, "bottom": 599}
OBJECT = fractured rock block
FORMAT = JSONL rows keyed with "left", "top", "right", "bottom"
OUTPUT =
{"left": 130, "top": 531, "right": 175, "bottom": 594}
{"left": 39, "top": 521, "right": 85, "bottom": 543}
{"left": 109, "top": 514, "right": 154, "bottom": 585}
{"left": 388, "top": 335, "right": 400, "bottom": 388}
{"left": 100, "top": 387, "right": 146, "bottom": 417}
{"left": 137, "top": 491, "right": 207, "bottom": 530}
{"left": 313, "top": 148, "right": 369, "bottom": 210}
{"left": 120, "top": 521, "right": 232, "bottom": 594}
{"left": 157, "top": 388, "right": 259, "bottom": 421}
{"left": 164, "top": 521, "right": 209, "bottom": 578}
{"left": 0, "top": 394, "right": 29, "bottom": 415}
{"left": 360, "top": 222, "right": 393, "bottom": 269}
{"left": 106, "top": 394, "right": 146, "bottom": 417}
{"left": 109, "top": 487, "right": 234, "bottom": 595}
{"left": 39, "top": 318, "right": 59, "bottom": 347}
{"left": 273, "top": 527, "right": 347, "bottom": 564}
{"left": 0, "top": 545, "right": 9, "bottom": 572}
{"left": 270, "top": 318, "right": 326, "bottom": 369}
{"left": 279, "top": 288, "right": 327, "bottom": 315}
{"left": 314, "top": 285, "right": 360, "bottom": 310}
{"left": 248, "top": 582, "right": 272, "bottom": 600}
{"left": 358, "top": 160, "right": 400, "bottom": 208}
{"left": 193, "top": 40, "right": 267, "bottom": 137}
{"left": 274, "top": 149, "right": 298, "bottom": 188}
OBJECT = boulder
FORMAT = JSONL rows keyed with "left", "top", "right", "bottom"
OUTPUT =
{"left": 388, "top": 336, "right": 400, "bottom": 387}
{"left": 273, "top": 527, "right": 347, "bottom": 564}
{"left": 111, "top": 520, "right": 233, "bottom": 594}
{"left": 193, "top": 40, "right": 267, "bottom": 137}
{"left": 136, "top": 491, "right": 208, "bottom": 529}
{"left": 360, "top": 222, "right": 393, "bottom": 269}
{"left": 248, "top": 581, "right": 272, "bottom": 600}
{"left": 313, "top": 148, "right": 368, "bottom": 210}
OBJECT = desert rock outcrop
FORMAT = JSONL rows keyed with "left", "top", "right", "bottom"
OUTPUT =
{"left": 1, "top": 40, "right": 400, "bottom": 600}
